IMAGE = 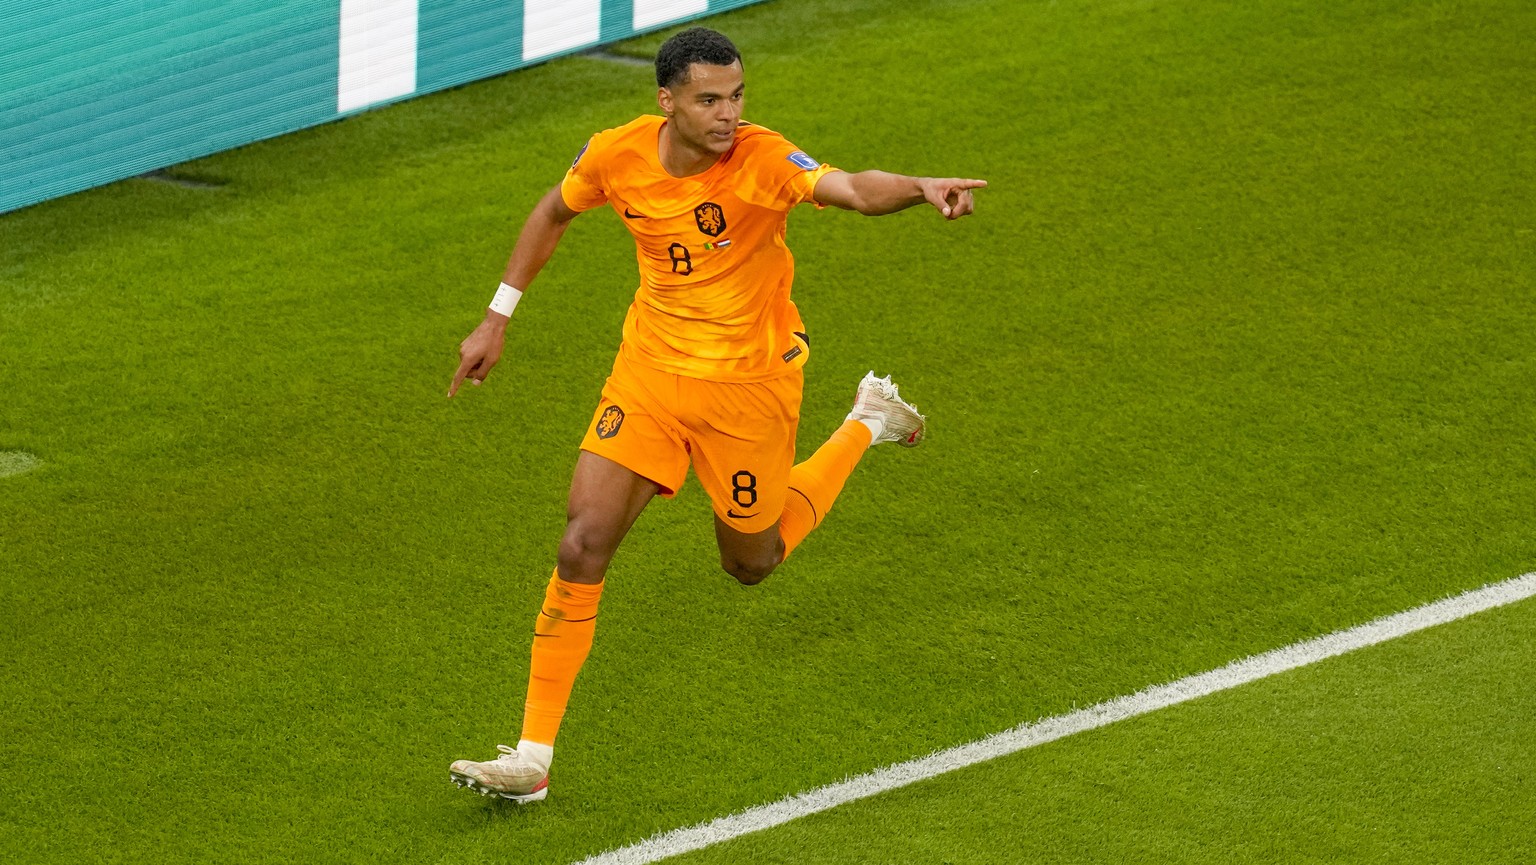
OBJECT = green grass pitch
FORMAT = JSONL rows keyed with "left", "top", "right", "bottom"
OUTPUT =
{"left": 674, "top": 598, "right": 1536, "bottom": 864}
{"left": 2, "top": 0, "right": 1533, "bottom": 861}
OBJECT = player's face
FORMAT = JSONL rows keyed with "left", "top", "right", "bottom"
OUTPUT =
{"left": 659, "top": 60, "right": 745, "bottom": 156}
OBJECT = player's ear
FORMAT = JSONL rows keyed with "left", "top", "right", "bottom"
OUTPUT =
{"left": 657, "top": 87, "right": 673, "bottom": 116}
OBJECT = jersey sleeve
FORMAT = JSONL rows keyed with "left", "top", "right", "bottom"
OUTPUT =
{"left": 560, "top": 136, "right": 609, "bottom": 213}
{"left": 740, "top": 127, "right": 838, "bottom": 210}
{"left": 775, "top": 145, "right": 837, "bottom": 208}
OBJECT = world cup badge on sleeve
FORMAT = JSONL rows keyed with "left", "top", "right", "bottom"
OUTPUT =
{"left": 787, "top": 151, "right": 819, "bottom": 171}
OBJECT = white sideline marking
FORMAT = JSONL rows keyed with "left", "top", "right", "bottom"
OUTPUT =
{"left": 0, "top": 450, "right": 41, "bottom": 478}
{"left": 575, "top": 572, "right": 1536, "bottom": 865}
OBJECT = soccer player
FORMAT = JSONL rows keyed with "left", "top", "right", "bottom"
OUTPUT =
{"left": 446, "top": 27, "right": 984, "bottom": 802}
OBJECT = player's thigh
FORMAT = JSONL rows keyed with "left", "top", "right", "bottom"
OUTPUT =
{"left": 578, "top": 355, "right": 691, "bottom": 499}
{"left": 558, "top": 450, "right": 663, "bottom": 583}
{"left": 564, "top": 450, "right": 660, "bottom": 557}
{"left": 687, "top": 372, "right": 802, "bottom": 536}
{"left": 563, "top": 360, "right": 688, "bottom": 579}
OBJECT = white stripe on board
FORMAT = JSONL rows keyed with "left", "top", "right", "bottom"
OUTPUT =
{"left": 576, "top": 571, "right": 1536, "bottom": 865}
{"left": 524, "top": 0, "right": 602, "bottom": 61}
{"left": 634, "top": 0, "right": 709, "bottom": 31}
{"left": 337, "top": 0, "right": 419, "bottom": 113}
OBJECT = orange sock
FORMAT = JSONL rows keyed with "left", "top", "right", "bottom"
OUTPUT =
{"left": 520, "top": 569, "right": 603, "bottom": 746}
{"left": 780, "top": 419, "right": 873, "bottom": 558}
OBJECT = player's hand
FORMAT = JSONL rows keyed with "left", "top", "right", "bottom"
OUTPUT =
{"left": 921, "top": 177, "right": 987, "bottom": 220}
{"left": 448, "top": 313, "right": 510, "bottom": 398}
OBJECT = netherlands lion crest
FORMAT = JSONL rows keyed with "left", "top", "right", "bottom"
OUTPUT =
{"left": 596, "top": 405, "right": 625, "bottom": 439}
{"left": 694, "top": 202, "right": 727, "bottom": 237}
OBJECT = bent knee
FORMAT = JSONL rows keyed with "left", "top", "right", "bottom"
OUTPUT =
{"left": 721, "top": 553, "right": 779, "bottom": 586}
{"left": 558, "top": 522, "right": 618, "bottom": 581}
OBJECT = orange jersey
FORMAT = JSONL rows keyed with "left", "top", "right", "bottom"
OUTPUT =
{"left": 561, "top": 115, "right": 837, "bottom": 382}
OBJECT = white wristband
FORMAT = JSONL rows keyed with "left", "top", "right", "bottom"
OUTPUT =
{"left": 489, "top": 282, "right": 523, "bottom": 317}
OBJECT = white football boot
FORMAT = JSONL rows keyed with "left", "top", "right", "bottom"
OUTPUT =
{"left": 848, "top": 371, "right": 926, "bottom": 447}
{"left": 449, "top": 745, "right": 549, "bottom": 802}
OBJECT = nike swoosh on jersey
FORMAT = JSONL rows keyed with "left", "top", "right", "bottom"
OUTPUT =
{"left": 624, "top": 207, "right": 646, "bottom": 219}
{"left": 725, "top": 510, "right": 753, "bottom": 519}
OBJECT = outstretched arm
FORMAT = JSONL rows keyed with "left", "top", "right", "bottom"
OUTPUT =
{"left": 449, "top": 184, "right": 580, "bottom": 397}
{"left": 499, "top": 183, "right": 581, "bottom": 290}
{"left": 812, "top": 170, "right": 987, "bottom": 219}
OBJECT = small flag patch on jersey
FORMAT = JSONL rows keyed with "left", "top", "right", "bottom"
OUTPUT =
{"left": 704, "top": 239, "right": 732, "bottom": 250}
{"left": 787, "top": 151, "right": 819, "bottom": 171}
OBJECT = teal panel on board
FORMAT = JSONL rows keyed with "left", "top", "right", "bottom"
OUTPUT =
{"left": 1, "top": 0, "right": 338, "bottom": 214}
{"left": 417, "top": 0, "right": 524, "bottom": 97}
{"left": 601, "top": 0, "right": 636, "bottom": 44}
{"left": 0, "top": 0, "right": 772, "bottom": 215}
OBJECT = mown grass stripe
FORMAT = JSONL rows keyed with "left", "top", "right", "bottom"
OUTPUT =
{"left": 576, "top": 572, "right": 1536, "bottom": 865}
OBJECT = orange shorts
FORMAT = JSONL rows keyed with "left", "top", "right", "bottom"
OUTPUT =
{"left": 580, "top": 347, "right": 802, "bottom": 533}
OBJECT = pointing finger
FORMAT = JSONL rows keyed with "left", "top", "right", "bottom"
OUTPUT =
{"left": 449, "top": 356, "right": 475, "bottom": 398}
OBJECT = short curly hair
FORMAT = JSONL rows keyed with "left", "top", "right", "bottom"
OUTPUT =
{"left": 655, "top": 27, "right": 742, "bottom": 89}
